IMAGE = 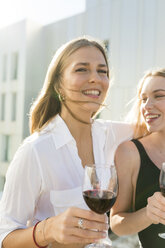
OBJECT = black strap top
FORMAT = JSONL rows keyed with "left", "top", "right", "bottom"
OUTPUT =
{"left": 132, "top": 139, "right": 165, "bottom": 248}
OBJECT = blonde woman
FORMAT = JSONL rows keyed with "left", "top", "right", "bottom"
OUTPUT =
{"left": 110, "top": 68, "right": 165, "bottom": 248}
{"left": 0, "top": 36, "right": 132, "bottom": 248}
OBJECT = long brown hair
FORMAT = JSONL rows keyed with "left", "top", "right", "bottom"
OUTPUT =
{"left": 126, "top": 68, "right": 165, "bottom": 138}
{"left": 29, "top": 36, "right": 109, "bottom": 134}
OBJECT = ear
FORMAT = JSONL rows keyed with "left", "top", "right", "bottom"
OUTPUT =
{"left": 58, "top": 89, "right": 65, "bottom": 102}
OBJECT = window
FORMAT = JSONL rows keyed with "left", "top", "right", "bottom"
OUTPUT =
{"left": 104, "top": 40, "right": 109, "bottom": 54}
{"left": 11, "top": 52, "right": 18, "bottom": 80}
{"left": 2, "top": 54, "right": 7, "bottom": 82}
{"left": 1, "top": 135, "right": 10, "bottom": 162}
{"left": 0, "top": 176, "right": 5, "bottom": 193}
{"left": 0, "top": 94, "right": 5, "bottom": 121}
{"left": 11, "top": 93, "right": 17, "bottom": 121}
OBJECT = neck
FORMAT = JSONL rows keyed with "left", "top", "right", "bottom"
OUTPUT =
{"left": 62, "top": 101, "right": 94, "bottom": 124}
{"left": 149, "top": 131, "right": 165, "bottom": 150}
{"left": 60, "top": 108, "right": 92, "bottom": 140}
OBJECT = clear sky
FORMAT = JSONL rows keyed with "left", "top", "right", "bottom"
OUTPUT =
{"left": 0, "top": 0, "right": 86, "bottom": 29}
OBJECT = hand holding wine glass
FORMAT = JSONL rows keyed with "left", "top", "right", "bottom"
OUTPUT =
{"left": 82, "top": 164, "right": 118, "bottom": 248}
{"left": 160, "top": 163, "right": 165, "bottom": 197}
{"left": 158, "top": 162, "right": 165, "bottom": 239}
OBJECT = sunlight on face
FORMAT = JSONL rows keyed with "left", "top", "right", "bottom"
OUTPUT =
{"left": 140, "top": 76, "right": 165, "bottom": 133}
{"left": 60, "top": 46, "right": 109, "bottom": 115}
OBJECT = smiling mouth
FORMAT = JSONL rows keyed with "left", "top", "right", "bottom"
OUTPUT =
{"left": 82, "top": 89, "right": 101, "bottom": 96}
{"left": 145, "top": 114, "right": 160, "bottom": 121}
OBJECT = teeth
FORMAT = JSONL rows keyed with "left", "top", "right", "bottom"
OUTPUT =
{"left": 83, "top": 90, "right": 100, "bottom": 96}
{"left": 146, "top": 114, "right": 159, "bottom": 119}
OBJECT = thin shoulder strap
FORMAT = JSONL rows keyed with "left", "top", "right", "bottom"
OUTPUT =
{"left": 131, "top": 139, "right": 149, "bottom": 162}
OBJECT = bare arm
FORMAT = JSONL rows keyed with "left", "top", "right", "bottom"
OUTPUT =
{"left": 110, "top": 141, "right": 153, "bottom": 236}
{"left": 3, "top": 227, "right": 42, "bottom": 248}
{"left": 2, "top": 207, "right": 108, "bottom": 248}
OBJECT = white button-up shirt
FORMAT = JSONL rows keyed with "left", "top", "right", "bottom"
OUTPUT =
{"left": 0, "top": 114, "right": 132, "bottom": 246}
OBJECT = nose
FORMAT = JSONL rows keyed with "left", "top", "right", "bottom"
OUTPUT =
{"left": 143, "top": 98, "right": 154, "bottom": 110}
{"left": 89, "top": 70, "right": 101, "bottom": 83}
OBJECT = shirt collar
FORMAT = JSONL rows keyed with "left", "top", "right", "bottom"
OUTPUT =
{"left": 41, "top": 114, "right": 75, "bottom": 149}
{"left": 41, "top": 115, "right": 107, "bottom": 152}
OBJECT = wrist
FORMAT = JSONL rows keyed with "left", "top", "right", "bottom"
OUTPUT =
{"left": 43, "top": 217, "right": 55, "bottom": 244}
{"left": 34, "top": 219, "right": 52, "bottom": 247}
{"left": 144, "top": 207, "right": 154, "bottom": 225}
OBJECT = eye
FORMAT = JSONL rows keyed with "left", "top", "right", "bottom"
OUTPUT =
{"left": 155, "top": 94, "right": 165, "bottom": 98}
{"left": 141, "top": 97, "right": 147, "bottom": 103}
{"left": 98, "top": 69, "right": 108, "bottom": 74}
{"left": 75, "top": 68, "right": 87, "bottom": 72}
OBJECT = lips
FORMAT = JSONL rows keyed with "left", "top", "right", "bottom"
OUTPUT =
{"left": 82, "top": 89, "right": 101, "bottom": 96}
{"left": 145, "top": 113, "right": 160, "bottom": 121}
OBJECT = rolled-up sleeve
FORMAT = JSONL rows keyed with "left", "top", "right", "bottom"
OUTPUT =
{"left": 0, "top": 141, "right": 42, "bottom": 246}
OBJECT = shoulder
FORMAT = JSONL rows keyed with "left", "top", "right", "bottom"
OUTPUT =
{"left": 108, "top": 121, "right": 133, "bottom": 145}
{"left": 6, "top": 134, "right": 42, "bottom": 177}
{"left": 23, "top": 129, "right": 53, "bottom": 147}
{"left": 101, "top": 119, "right": 133, "bottom": 134}
{"left": 116, "top": 140, "right": 139, "bottom": 160}
{"left": 110, "top": 121, "right": 133, "bottom": 133}
{"left": 95, "top": 119, "right": 132, "bottom": 130}
{"left": 117, "top": 139, "right": 137, "bottom": 151}
{"left": 115, "top": 140, "right": 140, "bottom": 173}
{"left": 11, "top": 131, "right": 53, "bottom": 164}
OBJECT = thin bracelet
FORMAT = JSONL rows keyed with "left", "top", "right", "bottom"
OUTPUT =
{"left": 33, "top": 221, "right": 47, "bottom": 248}
{"left": 43, "top": 218, "right": 49, "bottom": 243}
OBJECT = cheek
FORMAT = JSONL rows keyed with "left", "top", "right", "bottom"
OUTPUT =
{"left": 140, "top": 105, "right": 145, "bottom": 118}
{"left": 102, "top": 79, "right": 109, "bottom": 91}
{"left": 156, "top": 102, "right": 165, "bottom": 112}
{"left": 68, "top": 76, "right": 85, "bottom": 89}
{"left": 62, "top": 79, "right": 81, "bottom": 93}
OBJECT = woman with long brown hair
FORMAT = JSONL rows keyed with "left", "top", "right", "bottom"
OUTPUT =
{"left": 0, "top": 36, "right": 132, "bottom": 248}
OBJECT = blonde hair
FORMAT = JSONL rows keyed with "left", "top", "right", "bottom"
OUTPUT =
{"left": 29, "top": 36, "right": 109, "bottom": 134}
{"left": 126, "top": 68, "right": 165, "bottom": 139}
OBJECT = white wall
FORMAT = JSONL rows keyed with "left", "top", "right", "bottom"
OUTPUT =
{"left": 0, "top": 20, "right": 43, "bottom": 190}
{"left": 101, "top": 0, "right": 165, "bottom": 120}
{"left": 0, "top": 21, "right": 27, "bottom": 187}
{"left": 42, "top": 0, "right": 165, "bottom": 121}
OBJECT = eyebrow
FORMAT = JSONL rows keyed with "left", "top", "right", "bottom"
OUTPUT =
{"left": 74, "top": 62, "right": 107, "bottom": 67}
{"left": 153, "top": 89, "right": 165, "bottom": 93}
{"left": 141, "top": 89, "right": 165, "bottom": 95}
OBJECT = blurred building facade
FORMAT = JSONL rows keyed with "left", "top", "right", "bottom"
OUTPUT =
{"left": 0, "top": 0, "right": 165, "bottom": 192}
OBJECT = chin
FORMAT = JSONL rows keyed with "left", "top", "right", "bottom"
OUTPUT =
{"left": 83, "top": 103, "right": 100, "bottom": 112}
{"left": 147, "top": 125, "right": 162, "bottom": 133}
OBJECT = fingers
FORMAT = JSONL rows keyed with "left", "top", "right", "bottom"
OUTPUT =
{"left": 55, "top": 229, "right": 103, "bottom": 245}
{"left": 73, "top": 216, "right": 108, "bottom": 231}
{"left": 147, "top": 192, "right": 165, "bottom": 225}
{"left": 67, "top": 227, "right": 107, "bottom": 240}
{"left": 67, "top": 208, "right": 109, "bottom": 232}
{"left": 50, "top": 207, "right": 109, "bottom": 245}
{"left": 61, "top": 234, "right": 104, "bottom": 245}
{"left": 68, "top": 207, "right": 108, "bottom": 223}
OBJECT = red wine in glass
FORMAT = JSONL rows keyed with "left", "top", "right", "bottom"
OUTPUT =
{"left": 83, "top": 164, "right": 118, "bottom": 248}
{"left": 83, "top": 190, "right": 116, "bottom": 214}
{"left": 158, "top": 162, "right": 165, "bottom": 239}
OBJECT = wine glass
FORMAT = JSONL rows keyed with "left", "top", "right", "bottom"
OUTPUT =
{"left": 82, "top": 164, "right": 118, "bottom": 248}
{"left": 158, "top": 162, "right": 165, "bottom": 239}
